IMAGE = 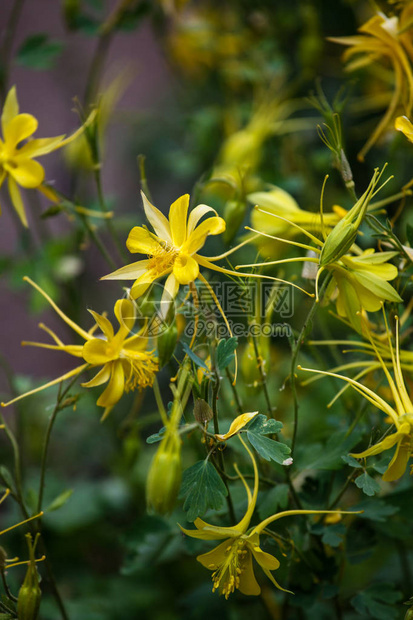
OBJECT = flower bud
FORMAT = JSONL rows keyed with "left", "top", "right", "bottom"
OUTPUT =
{"left": 17, "top": 534, "right": 41, "bottom": 620}
{"left": 319, "top": 167, "right": 384, "bottom": 268}
{"left": 146, "top": 431, "right": 182, "bottom": 515}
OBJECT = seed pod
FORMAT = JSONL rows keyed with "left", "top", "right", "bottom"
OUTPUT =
{"left": 17, "top": 534, "right": 41, "bottom": 620}
{"left": 146, "top": 431, "right": 182, "bottom": 515}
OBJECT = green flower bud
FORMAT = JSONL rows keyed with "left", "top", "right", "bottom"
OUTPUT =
{"left": 17, "top": 534, "right": 41, "bottom": 620}
{"left": 405, "top": 608, "right": 413, "bottom": 620}
{"left": 223, "top": 200, "right": 247, "bottom": 243}
{"left": 62, "top": 0, "right": 81, "bottom": 30}
{"left": 146, "top": 431, "right": 182, "bottom": 515}
{"left": 157, "top": 322, "right": 178, "bottom": 368}
{"left": 319, "top": 167, "right": 386, "bottom": 268}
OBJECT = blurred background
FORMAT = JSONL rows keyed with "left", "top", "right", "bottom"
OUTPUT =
{"left": 1, "top": 1, "right": 412, "bottom": 619}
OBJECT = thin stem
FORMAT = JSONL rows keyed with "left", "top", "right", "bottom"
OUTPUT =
{"left": 0, "top": 0, "right": 26, "bottom": 100}
{"left": 225, "top": 367, "right": 243, "bottom": 415}
{"left": 290, "top": 274, "right": 332, "bottom": 456}
{"left": 328, "top": 471, "right": 357, "bottom": 510}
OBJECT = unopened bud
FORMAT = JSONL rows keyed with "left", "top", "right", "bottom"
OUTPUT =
{"left": 17, "top": 534, "right": 41, "bottom": 620}
{"left": 146, "top": 431, "right": 182, "bottom": 515}
{"left": 319, "top": 168, "right": 385, "bottom": 268}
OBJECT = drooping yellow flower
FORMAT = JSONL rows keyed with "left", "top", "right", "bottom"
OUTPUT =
{"left": 0, "top": 86, "right": 95, "bottom": 226}
{"left": 180, "top": 435, "right": 359, "bottom": 598}
{"left": 1, "top": 277, "right": 158, "bottom": 420}
{"left": 300, "top": 313, "right": 413, "bottom": 482}
{"left": 329, "top": 12, "right": 413, "bottom": 160}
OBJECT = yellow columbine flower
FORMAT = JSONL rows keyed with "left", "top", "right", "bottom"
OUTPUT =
{"left": 329, "top": 12, "right": 413, "bottom": 160}
{"left": 300, "top": 313, "right": 413, "bottom": 481}
{"left": 0, "top": 86, "right": 95, "bottom": 227}
{"left": 248, "top": 185, "right": 343, "bottom": 259}
{"left": 180, "top": 436, "right": 359, "bottom": 598}
{"left": 1, "top": 277, "right": 158, "bottom": 420}
{"left": 102, "top": 192, "right": 227, "bottom": 302}
{"left": 238, "top": 170, "right": 401, "bottom": 327}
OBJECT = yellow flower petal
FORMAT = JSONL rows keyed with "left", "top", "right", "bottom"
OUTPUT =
{"left": 141, "top": 191, "right": 172, "bottom": 243}
{"left": 81, "top": 364, "right": 111, "bottom": 388}
{"left": 247, "top": 535, "right": 280, "bottom": 571}
{"left": 7, "top": 157, "right": 44, "bottom": 188}
{"left": 173, "top": 253, "right": 199, "bottom": 284}
{"left": 382, "top": 441, "right": 412, "bottom": 481}
{"left": 96, "top": 361, "right": 125, "bottom": 407}
{"left": 187, "top": 204, "right": 218, "bottom": 236}
{"left": 196, "top": 539, "right": 231, "bottom": 569}
{"left": 7, "top": 176, "right": 28, "bottom": 227}
{"left": 88, "top": 310, "right": 114, "bottom": 340}
{"left": 169, "top": 194, "right": 189, "bottom": 247}
{"left": 215, "top": 411, "right": 259, "bottom": 441}
{"left": 1, "top": 86, "right": 19, "bottom": 136}
{"left": 83, "top": 339, "right": 113, "bottom": 365}
{"left": 350, "top": 423, "right": 410, "bottom": 459}
{"left": 114, "top": 298, "right": 135, "bottom": 332}
{"left": 395, "top": 115, "right": 413, "bottom": 142}
{"left": 101, "top": 259, "right": 151, "bottom": 280}
{"left": 238, "top": 551, "right": 261, "bottom": 596}
{"left": 182, "top": 217, "right": 226, "bottom": 255}
{"left": 17, "top": 136, "right": 66, "bottom": 158}
{"left": 4, "top": 113, "right": 38, "bottom": 148}
{"left": 126, "top": 226, "right": 164, "bottom": 255}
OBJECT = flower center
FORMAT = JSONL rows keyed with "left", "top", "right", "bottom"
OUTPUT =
{"left": 121, "top": 350, "right": 158, "bottom": 392}
{"left": 210, "top": 539, "right": 249, "bottom": 599}
{"left": 147, "top": 244, "right": 178, "bottom": 277}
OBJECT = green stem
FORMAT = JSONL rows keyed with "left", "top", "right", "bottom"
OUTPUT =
{"left": 225, "top": 367, "right": 243, "bottom": 415}
{"left": 290, "top": 274, "right": 332, "bottom": 456}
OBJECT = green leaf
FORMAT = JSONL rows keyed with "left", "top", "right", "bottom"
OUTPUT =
{"left": 351, "top": 584, "right": 402, "bottom": 620}
{"left": 341, "top": 454, "right": 363, "bottom": 468}
{"left": 354, "top": 499, "right": 399, "bottom": 522}
{"left": 16, "top": 34, "right": 64, "bottom": 70}
{"left": 246, "top": 432, "right": 290, "bottom": 464}
{"left": 146, "top": 427, "right": 166, "bottom": 444}
{"left": 300, "top": 430, "right": 362, "bottom": 471}
{"left": 355, "top": 472, "right": 381, "bottom": 497}
{"left": 216, "top": 337, "right": 238, "bottom": 372}
{"left": 246, "top": 413, "right": 283, "bottom": 435}
{"left": 46, "top": 489, "right": 74, "bottom": 512}
{"left": 406, "top": 223, "right": 413, "bottom": 247}
{"left": 179, "top": 460, "right": 227, "bottom": 522}
{"left": 181, "top": 343, "right": 209, "bottom": 371}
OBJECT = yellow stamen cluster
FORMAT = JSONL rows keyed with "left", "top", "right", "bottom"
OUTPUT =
{"left": 211, "top": 539, "right": 248, "bottom": 599}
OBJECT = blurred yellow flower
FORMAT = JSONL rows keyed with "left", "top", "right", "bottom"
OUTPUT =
{"left": 1, "top": 277, "right": 158, "bottom": 420}
{"left": 330, "top": 12, "right": 413, "bottom": 160}
{"left": 300, "top": 314, "right": 413, "bottom": 481}
{"left": 0, "top": 86, "right": 95, "bottom": 226}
